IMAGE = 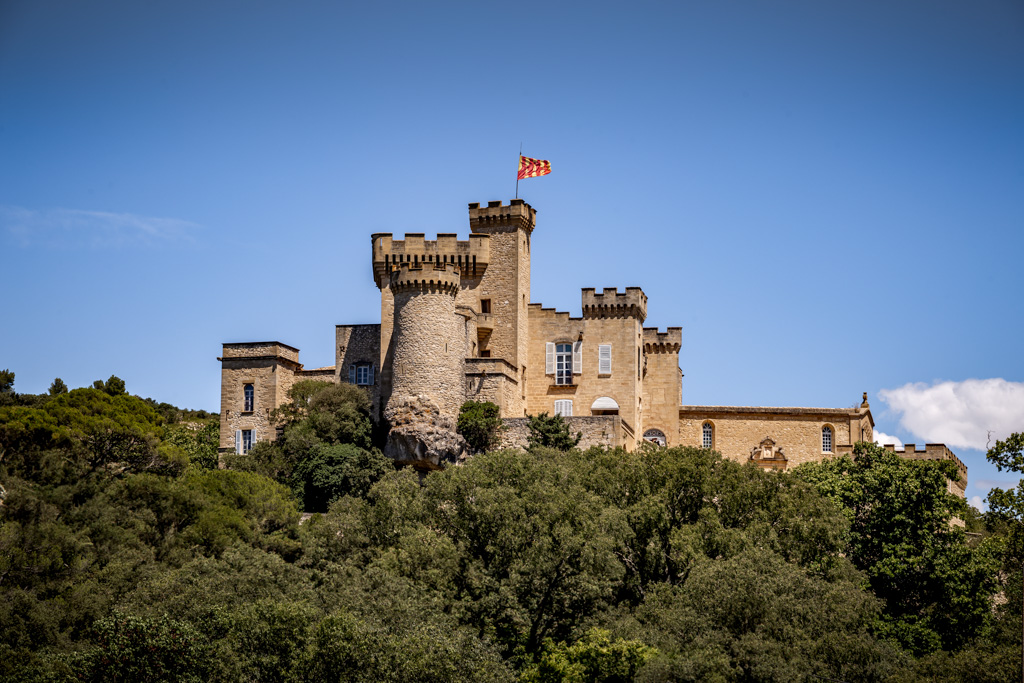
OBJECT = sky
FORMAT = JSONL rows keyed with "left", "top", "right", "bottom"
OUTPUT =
{"left": 1, "top": 0, "right": 1022, "bottom": 509}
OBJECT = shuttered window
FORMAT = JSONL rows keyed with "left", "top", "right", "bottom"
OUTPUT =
{"left": 598, "top": 344, "right": 612, "bottom": 374}
{"left": 573, "top": 341, "right": 582, "bottom": 375}
{"left": 546, "top": 342, "right": 555, "bottom": 374}
{"left": 236, "top": 429, "right": 253, "bottom": 455}
{"left": 554, "top": 399, "right": 573, "bottom": 417}
{"left": 349, "top": 364, "right": 375, "bottom": 386}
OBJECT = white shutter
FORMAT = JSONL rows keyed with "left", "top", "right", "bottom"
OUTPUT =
{"left": 368, "top": 364, "right": 375, "bottom": 385}
{"left": 554, "top": 399, "right": 573, "bottom": 417}
{"left": 573, "top": 341, "right": 582, "bottom": 375}
{"left": 235, "top": 429, "right": 242, "bottom": 455}
{"left": 545, "top": 342, "right": 555, "bottom": 374}
{"left": 599, "top": 344, "right": 612, "bottom": 374}
{"left": 348, "top": 364, "right": 356, "bottom": 384}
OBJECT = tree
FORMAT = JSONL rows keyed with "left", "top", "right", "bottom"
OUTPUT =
{"left": 48, "top": 377, "right": 68, "bottom": 395}
{"left": 527, "top": 412, "right": 581, "bottom": 452}
{"left": 0, "top": 369, "right": 13, "bottom": 394}
{"left": 796, "top": 441, "right": 999, "bottom": 654}
{"left": 457, "top": 401, "right": 502, "bottom": 453}
{"left": 293, "top": 443, "right": 391, "bottom": 512}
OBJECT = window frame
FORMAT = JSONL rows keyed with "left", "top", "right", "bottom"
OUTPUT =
{"left": 822, "top": 425, "right": 833, "bottom": 453}
{"left": 555, "top": 343, "right": 573, "bottom": 385}
{"left": 243, "top": 383, "right": 254, "bottom": 412}
{"left": 702, "top": 421, "right": 714, "bottom": 449}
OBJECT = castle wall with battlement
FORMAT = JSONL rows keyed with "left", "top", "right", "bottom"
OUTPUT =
{"left": 217, "top": 197, "right": 967, "bottom": 493}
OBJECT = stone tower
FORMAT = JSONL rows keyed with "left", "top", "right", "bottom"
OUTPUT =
{"left": 386, "top": 262, "right": 465, "bottom": 419}
{"left": 378, "top": 261, "right": 472, "bottom": 469}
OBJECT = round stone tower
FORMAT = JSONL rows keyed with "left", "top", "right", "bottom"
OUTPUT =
{"left": 383, "top": 262, "right": 468, "bottom": 468}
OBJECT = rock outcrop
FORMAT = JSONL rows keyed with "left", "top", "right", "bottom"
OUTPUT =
{"left": 383, "top": 394, "right": 468, "bottom": 470}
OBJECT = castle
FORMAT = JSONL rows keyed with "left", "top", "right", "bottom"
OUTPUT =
{"left": 218, "top": 199, "right": 967, "bottom": 496}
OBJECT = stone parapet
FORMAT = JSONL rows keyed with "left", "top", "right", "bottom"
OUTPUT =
{"left": 388, "top": 262, "right": 461, "bottom": 296}
{"left": 582, "top": 287, "right": 647, "bottom": 322}
{"left": 372, "top": 232, "right": 489, "bottom": 287}
{"left": 886, "top": 443, "right": 968, "bottom": 491}
{"left": 220, "top": 341, "right": 300, "bottom": 365}
{"left": 497, "top": 415, "right": 626, "bottom": 450}
{"left": 644, "top": 327, "right": 682, "bottom": 353}
{"left": 468, "top": 199, "right": 536, "bottom": 234}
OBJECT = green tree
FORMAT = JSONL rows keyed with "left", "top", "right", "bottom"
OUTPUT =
{"left": 527, "top": 412, "right": 582, "bottom": 452}
{"left": 0, "top": 369, "right": 13, "bottom": 394}
{"left": 293, "top": 442, "right": 391, "bottom": 512}
{"left": 457, "top": 401, "right": 503, "bottom": 453}
{"left": 74, "top": 613, "right": 207, "bottom": 683}
{"left": 48, "top": 378, "right": 68, "bottom": 396}
{"left": 796, "top": 441, "right": 999, "bottom": 654}
{"left": 521, "top": 628, "right": 655, "bottom": 683}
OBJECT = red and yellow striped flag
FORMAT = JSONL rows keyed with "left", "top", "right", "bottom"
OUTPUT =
{"left": 518, "top": 156, "right": 552, "bottom": 180}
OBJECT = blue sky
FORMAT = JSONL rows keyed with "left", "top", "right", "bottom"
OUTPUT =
{"left": 1, "top": 0, "right": 1022, "bottom": 507}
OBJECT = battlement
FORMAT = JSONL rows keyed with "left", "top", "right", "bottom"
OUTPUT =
{"left": 468, "top": 199, "right": 536, "bottom": 234}
{"left": 388, "top": 261, "right": 461, "bottom": 296}
{"left": 372, "top": 232, "right": 489, "bottom": 289}
{"left": 883, "top": 443, "right": 968, "bottom": 485}
{"left": 643, "top": 327, "right": 682, "bottom": 353}
{"left": 528, "top": 303, "right": 583, "bottom": 322}
{"left": 220, "top": 341, "right": 300, "bottom": 365}
{"left": 581, "top": 287, "right": 647, "bottom": 322}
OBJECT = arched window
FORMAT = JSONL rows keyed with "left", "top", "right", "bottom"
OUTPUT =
{"left": 702, "top": 422, "right": 714, "bottom": 449}
{"left": 822, "top": 425, "right": 833, "bottom": 453}
{"left": 643, "top": 429, "right": 666, "bottom": 447}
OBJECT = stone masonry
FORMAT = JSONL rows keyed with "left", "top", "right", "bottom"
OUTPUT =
{"left": 217, "top": 199, "right": 968, "bottom": 493}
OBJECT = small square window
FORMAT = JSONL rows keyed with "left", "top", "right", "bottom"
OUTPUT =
{"left": 480, "top": 299, "right": 491, "bottom": 314}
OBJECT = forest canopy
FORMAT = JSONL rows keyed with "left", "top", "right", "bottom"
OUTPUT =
{"left": 0, "top": 369, "right": 1019, "bottom": 682}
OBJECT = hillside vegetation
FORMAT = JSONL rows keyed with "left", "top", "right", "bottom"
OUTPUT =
{"left": 0, "top": 371, "right": 1020, "bottom": 682}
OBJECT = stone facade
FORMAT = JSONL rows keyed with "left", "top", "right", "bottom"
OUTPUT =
{"left": 217, "top": 199, "right": 968, "bottom": 494}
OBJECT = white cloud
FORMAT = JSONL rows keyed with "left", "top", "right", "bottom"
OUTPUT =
{"left": 872, "top": 430, "right": 903, "bottom": 448}
{"left": 969, "top": 495, "right": 985, "bottom": 512}
{"left": 878, "top": 379, "right": 1024, "bottom": 451}
{"left": 1, "top": 205, "right": 199, "bottom": 248}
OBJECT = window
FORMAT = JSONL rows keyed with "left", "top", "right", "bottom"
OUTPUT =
{"left": 480, "top": 298, "right": 491, "bottom": 314}
{"left": 555, "top": 343, "right": 573, "bottom": 385}
{"left": 598, "top": 344, "right": 612, "bottom": 374}
{"left": 546, "top": 341, "right": 581, "bottom": 383}
{"left": 554, "top": 399, "right": 573, "bottom": 417}
{"left": 243, "top": 383, "right": 254, "bottom": 412}
{"left": 348, "top": 363, "right": 374, "bottom": 386}
{"left": 644, "top": 428, "right": 666, "bottom": 446}
{"left": 236, "top": 429, "right": 253, "bottom": 455}
{"left": 702, "top": 422, "right": 713, "bottom": 449}
{"left": 822, "top": 425, "right": 833, "bottom": 453}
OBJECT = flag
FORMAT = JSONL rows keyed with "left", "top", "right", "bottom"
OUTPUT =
{"left": 518, "top": 156, "right": 552, "bottom": 180}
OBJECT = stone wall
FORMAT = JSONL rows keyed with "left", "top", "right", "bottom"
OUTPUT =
{"left": 641, "top": 328, "right": 682, "bottom": 447}
{"left": 678, "top": 406, "right": 872, "bottom": 469}
{"left": 497, "top": 415, "right": 624, "bottom": 450}
{"left": 336, "top": 323, "right": 382, "bottom": 417}
{"left": 525, "top": 301, "right": 646, "bottom": 447}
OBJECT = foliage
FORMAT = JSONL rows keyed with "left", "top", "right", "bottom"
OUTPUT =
{"left": 521, "top": 628, "right": 656, "bottom": 683}
{"left": 292, "top": 442, "right": 391, "bottom": 512}
{"left": 0, "top": 369, "right": 13, "bottom": 394}
{"left": 47, "top": 378, "right": 67, "bottom": 396}
{"left": 3, "top": 376, "right": 1021, "bottom": 682}
{"left": 527, "top": 412, "right": 582, "bottom": 451}
{"left": 92, "top": 375, "right": 127, "bottom": 396}
{"left": 795, "top": 441, "right": 999, "bottom": 654}
{"left": 163, "top": 421, "right": 219, "bottom": 470}
{"left": 457, "top": 400, "right": 502, "bottom": 453}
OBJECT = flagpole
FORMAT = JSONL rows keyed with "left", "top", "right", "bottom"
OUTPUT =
{"left": 516, "top": 142, "right": 522, "bottom": 199}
